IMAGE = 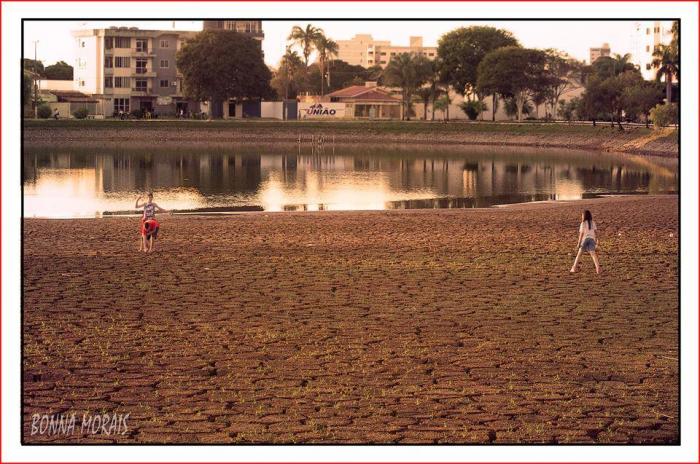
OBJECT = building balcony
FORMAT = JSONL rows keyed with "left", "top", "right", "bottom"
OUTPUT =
{"left": 133, "top": 70, "right": 157, "bottom": 77}
{"left": 131, "top": 88, "right": 154, "bottom": 96}
{"left": 132, "top": 49, "right": 156, "bottom": 57}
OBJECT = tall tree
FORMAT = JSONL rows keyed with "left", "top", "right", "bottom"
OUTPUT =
{"left": 44, "top": 61, "right": 73, "bottom": 80}
{"left": 177, "top": 30, "right": 273, "bottom": 118}
{"left": 476, "top": 47, "right": 548, "bottom": 121}
{"left": 23, "top": 58, "right": 45, "bottom": 76}
{"left": 313, "top": 34, "right": 338, "bottom": 96}
{"left": 622, "top": 81, "right": 664, "bottom": 128}
{"left": 543, "top": 50, "right": 583, "bottom": 119}
{"left": 382, "top": 53, "right": 432, "bottom": 120}
{"left": 271, "top": 47, "right": 305, "bottom": 99}
{"left": 288, "top": 24, "right": 322, "bottom": 67}
{"left": 437, "top": 26, "right": 519, "bottom": 98}
{"left": 652, "top": 44, "right": 679, "bottom": 104}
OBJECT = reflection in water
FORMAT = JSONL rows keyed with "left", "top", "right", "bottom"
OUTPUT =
{"left": 22, "top": 146, "right": 678, "bottom": 218}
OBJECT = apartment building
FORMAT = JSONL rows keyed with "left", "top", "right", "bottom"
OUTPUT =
{"left": 72, "top": 27, "right": 199, "bottom": 117}
{"left": 632, "top": 20, "right": 675, "bottom": 81}
{"left": 589, "top": 42, "right": 611, "bottom": 64}
{"left": 202, "top": 20, "right": 264, "bottom": 44}
{"left": 336, "top": 34, "right": 437, "bottom": 68}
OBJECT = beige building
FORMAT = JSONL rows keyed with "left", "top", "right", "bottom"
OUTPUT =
{"left": 633, "top": 21, "right": 675, "bottom": 81}
{"left": 337, "top": 34, "right": 437, "bottom": 68}
{"left": 202, "top": 20, "right": 264, "bottom": 44}
{"left": 589, "top": 43, "right": 611, "bottom": 64}
{"left": 72, "top": 27, "right": 200, "bottom": 117}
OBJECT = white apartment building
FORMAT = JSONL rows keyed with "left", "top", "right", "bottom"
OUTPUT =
{"left": 632, "top": 20, "right": 676, "bottom": 81}
{"left": 72, "top": 27, "right": 199, "bottom": 117}
{"left": 336, "top": 34, "right": 437, "bottom": 68}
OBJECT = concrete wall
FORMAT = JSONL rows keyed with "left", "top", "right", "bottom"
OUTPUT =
{"left": 74, "top": 35, "right": 99, "bottom": 94}
{"left": 261, "top": 102, "right": 284, "bottom": 119}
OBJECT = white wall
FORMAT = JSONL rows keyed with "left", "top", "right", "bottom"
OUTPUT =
{"left": 261, "top": 101, "right": 284, "bottom": 119}
{"left": 73, "top": 35, "right": 99, "bottom": 94}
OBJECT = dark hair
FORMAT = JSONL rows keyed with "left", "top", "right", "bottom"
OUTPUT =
{"left": 583, "top": 210, "right": 593, "bottom": 230}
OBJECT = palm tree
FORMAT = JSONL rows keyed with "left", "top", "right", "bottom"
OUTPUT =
{"left": 382, "top": 53, "right": 432, "bottom": 120}
{"left": 288, "top": 24, "right": 322, "bottom": 67}
{"left": 415, "top": 87, "right": 432, "bottom": 120}
{"left": 652, "top": 44, "right": 679, "bottom": 104}
{"left": 313, "top": 34, "right": 338, "bottom": 96}
{"left": 278, "top": 47, "right": 304, "bottom": 99}
{"left": 612, "top": 53, "right": 637, "bottom": 75}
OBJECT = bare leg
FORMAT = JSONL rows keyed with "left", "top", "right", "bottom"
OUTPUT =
{"left": 589, "top": 251, "right": 601, "bottom": 274}
{"left": 570, "top": 248, "right": 583, "bottom": 272}
{"left": 148, "top": 236, "right": 154, "bottom": 252}
{"left": 140, "top": 235, "right": 147, "bottom": 252}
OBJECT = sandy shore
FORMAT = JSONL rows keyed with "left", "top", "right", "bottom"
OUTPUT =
{"left": 23, "top": 121, "right": 678, "bottom": 157}
{"left": 23, "top": 195, "right": 679, "bottom": 444}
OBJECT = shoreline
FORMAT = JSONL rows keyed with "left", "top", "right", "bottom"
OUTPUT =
{"left": 23, "top": 120, "right": 678, "bottom": 158}
{"left": 24, "top": 193, "right": 679, "bottom": 220}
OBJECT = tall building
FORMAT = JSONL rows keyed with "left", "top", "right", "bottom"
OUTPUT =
{"left": 72, "top": 27, "right": 199, "bottom": 116}
{"left": 589, "top": 43, "right": 611, "bottom": 64}
{"left": 632, "top": 20, "right": 675, "bottom": 80}
{"left": 336, "top": 34, "right": 437, "bottom": 68}
{"left": 202, "top": 20, "right": 264, "bottom": 43}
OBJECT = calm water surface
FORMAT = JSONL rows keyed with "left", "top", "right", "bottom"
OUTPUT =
{"left": 23, "top": 144, "right": 678, "bottom": 218}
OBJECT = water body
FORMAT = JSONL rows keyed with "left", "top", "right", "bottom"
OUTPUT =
{"left": 22, "top": 144, "right": 678, "bottom": 218}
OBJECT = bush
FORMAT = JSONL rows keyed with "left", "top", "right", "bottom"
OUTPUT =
{"left": 130, "top": 108, "right": 144, "bottom": 119}
{"left": 73, "top": 107, "right": 89, "bottom": 119}
{"left": 37, "top": 104, "right": 52, "bottom": 119}
{"left": 650, "top": 103, "right": 678, "bottom": 128}
{"left": 459, "top": 101, "right": 483, "bottom": 121}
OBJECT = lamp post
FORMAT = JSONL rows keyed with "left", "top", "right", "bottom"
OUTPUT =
{"left": 33, "top": 40, "right": 39, "bottom": 118}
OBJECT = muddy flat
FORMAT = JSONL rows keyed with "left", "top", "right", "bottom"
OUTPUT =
{"left": 22, "top": 195, "right": 679, "bottom": 444}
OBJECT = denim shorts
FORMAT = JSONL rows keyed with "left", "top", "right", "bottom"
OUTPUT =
{"left": 581, "top": 238, "right": 596, "bottom": 252}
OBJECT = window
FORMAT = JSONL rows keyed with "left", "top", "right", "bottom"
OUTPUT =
{"left": 104, "top": 56, "right": 113, "bottom": 68}
{"left": 104, "top": 77, "right": 113, "bottom": 88}
{"left": 135, "top": 39, "right": 147, "bottom": 52}
{"left": 105, "top": 37, "right": 113, "bottom": 50}
{"left": 646, "top": 28, "right": 650, "bottom": 35}
{"left": 134, "top": 79, "right": 147, "bottom": 91}
{"left": 368, "top": 60, "right": 374, "bottom": 64}
{"left": 81, "top": 41, "right": 85, "bottom": 48}
{"left": 380, "top": 60, "right": 387, "bottom": 64}
{"left": 78, "top": 58, "right": 86, "bottom": 70}
{"left": 114, "top": 98, "right": 129, "bottom": 113}
{"left": 160, "top": 59, "right": 169, "bottom": 68}
{"left": 114, "top": 56, "right": 130, "bottom": 68}
{"left": 79, "top": 80, "right": 85, "bottom": 87}
{"left": 390, "top": 52, "right": 396, "bottom": 56}
{"left": 646, "top": 45, "right": 650, "bottom": 52}
{"left": 160, "top": 39, "right": 169, "bottom": 48}
{"left": 428, "top": 53, "right": 435, "bottom": 57}
{"left": 646, "top": 63, "right": 652, "bottom": 70}
{"left": 136, "top": 58, "right": 147, "bottom": 73}
{"left": 380, "top": 52, "right": 387, "bottom": 56}
{"left": 160, "top": 79, "right": 169, "bottom": 88}
{"left": 114, "top": 77, "right": 129, "bottom": 88}
{"left": 115, "top": 37, "right": 131, "bottom": 48}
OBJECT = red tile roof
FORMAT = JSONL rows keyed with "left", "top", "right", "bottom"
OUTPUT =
{"left": 328, "top": 85, "right": 399, "bottom": 101}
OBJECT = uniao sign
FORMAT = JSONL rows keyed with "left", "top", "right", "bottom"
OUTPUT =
{"left": 299, "top": 103, "right": 345, "bottom": 119}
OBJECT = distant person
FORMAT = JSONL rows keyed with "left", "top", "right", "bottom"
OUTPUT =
{"left": 570, "top": 210, "right": 601, "bottom": 274}
{"left": 135, "top": 192, "right": 171, "bottom": 253}
{"left": 52, "top": 108, "right": 59, "bottom": 119}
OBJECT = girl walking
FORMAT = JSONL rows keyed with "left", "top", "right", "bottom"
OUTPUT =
{"left": 136, "top": 192, "right": 170, "bottom": 253}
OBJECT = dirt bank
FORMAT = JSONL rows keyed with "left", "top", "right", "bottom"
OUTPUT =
{"left": 23, "top": 195, "right": 678, "bottom": 444}
{"left": 23, "top": 121, "right": 678, "bottom": 157}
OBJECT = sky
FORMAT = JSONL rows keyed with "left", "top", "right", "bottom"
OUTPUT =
{"left": 23, "top": 20, "right": 644, "bottom": 69}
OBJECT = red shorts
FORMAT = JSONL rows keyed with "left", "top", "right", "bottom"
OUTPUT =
{"left": 141, "top": 219, "right": 160, "bottom": 239}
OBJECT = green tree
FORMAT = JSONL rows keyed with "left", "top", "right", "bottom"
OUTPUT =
{"left": 23, "top": 71, "right": 33, "bottom": 108}
{"left": 415, "top": 87, "right": 432, "bottom": 120}
{"left": 622, "top": 81, "right": 664, "bottom": 127}
{"left": 543, "top": 50, "right": 583, "bottom": 119}
{"left": 476, "top": 47, "right": 548, "bottom": 121}
{"left": 652, "top": 43, "right": 679, "bottom": 104}
{"left": 288, "top": 24, "right": 322, "bottom": 67}
{"left": 313, "top": 34, "right": 338, "bottom": 96}
{"left": 432, "top": 94, "right": 452, "bottom": 121}
{"left": 271, "top": 47, "right": 306, "bottom": 99}
{"left": 177, "top": 30, "right": 273, "bottom": 118}
{"left": 437, "top": 26, "right": 519, "bottom": 98}
{"left": 23, "top": 58, "right": 45, "bottom": 76}
{"left": 382, "top": 53, "right": 432, "bottom": 120}
{"left": 44, "top": 61, "right": 73, "bottom": 80}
